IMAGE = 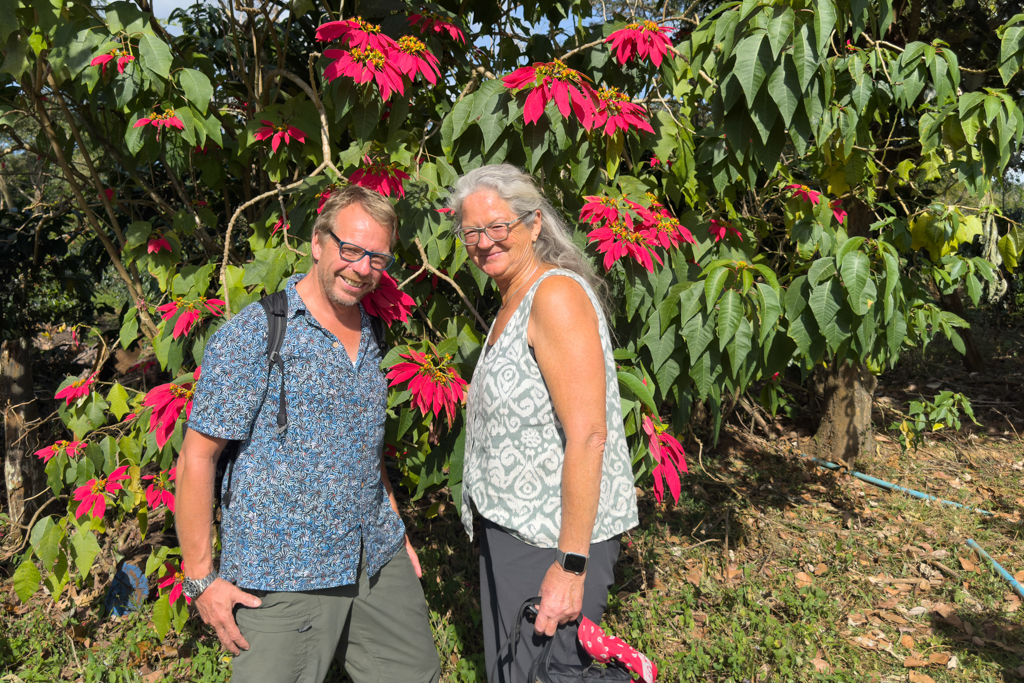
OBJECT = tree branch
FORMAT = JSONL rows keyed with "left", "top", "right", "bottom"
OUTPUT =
{"left": 412, "top": 237, "right": 487, "bottom": 329}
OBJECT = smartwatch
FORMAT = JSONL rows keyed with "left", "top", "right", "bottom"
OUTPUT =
{"left": 555, "top": 549, "right": 588, "bottom": 575}
{"left": 181, "top": 569, "right": 219, "bottom": 600}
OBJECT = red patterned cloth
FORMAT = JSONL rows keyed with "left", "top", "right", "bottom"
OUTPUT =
{"left": 577, "top": 617, "right": 657, "bottom": 682}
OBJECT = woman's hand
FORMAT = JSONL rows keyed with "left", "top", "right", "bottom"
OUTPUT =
{"left": 534, "top": 563, "right": 586, "bottom": 637}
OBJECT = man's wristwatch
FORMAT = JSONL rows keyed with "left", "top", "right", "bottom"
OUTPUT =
{"left": 555, "top": 549, "right": 588, "bottom": 575}
{"left": 181, "top": 570, "right": 219, "bottom": 600}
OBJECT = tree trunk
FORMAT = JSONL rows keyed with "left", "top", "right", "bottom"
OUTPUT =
{"left": 812, "top": 361, "right": 878, "bottom": 470}
{"left": 2, "top": 337, "right": 44, "bottom": 542}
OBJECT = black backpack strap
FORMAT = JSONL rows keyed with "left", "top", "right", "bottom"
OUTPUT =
{"left": 369, "top": 314, "right": 388, "bottom": 359}
{"left": 258, "top": 290, "right": 289, "bottom": 434}
{"left": 221, "top": 290, "right": 290, "bottom": 508}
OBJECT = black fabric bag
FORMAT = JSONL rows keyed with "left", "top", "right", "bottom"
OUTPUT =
{"left": 505, "top": 597, "right": 632, "bottom": 683}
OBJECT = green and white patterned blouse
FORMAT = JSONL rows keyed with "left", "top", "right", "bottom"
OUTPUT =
{"left": 461, "top": 269, "right": 639, "bottom": 547}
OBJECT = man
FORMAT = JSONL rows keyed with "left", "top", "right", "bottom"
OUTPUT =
{"left": 175, "top": 185, "right": 440, "bottom": 683}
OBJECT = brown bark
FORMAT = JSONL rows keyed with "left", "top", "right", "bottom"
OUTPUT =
{"left": 813, "top": 361, "right": 878, "bottom": 470}
{"left": 2, "top": 338, "right": 44, "bottom": 542}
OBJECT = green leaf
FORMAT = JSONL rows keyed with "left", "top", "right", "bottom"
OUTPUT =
{"left": 704, "top": 266, "right": 730, "bottom": 310}
{"left": 813, "top": 0, "right": 836, "bottom": 56}
{"left": 728, "top": 316, "right": 753, "bottom": 375}
{"left": 179, "top": 69, "right": 213, "bottom": 115}
{"left": 13, "top": 559, "right": 41, "bottom": 604}
{"left": 138, "top": 33, "right": 172, "bottom": 80}
{"left": 810, "top": 280, "right": 852, "bottom": 352}
{"left": 767, "top": 54, "right": 801, "bottom": 128}
{"left": 107, "top": 383, "right": 130, "bottom": 420}
{"left": 0, "top": 33, "right": 29, "bottom": 79}
{"left": 716, "top": 290, "right": 743, "bottom": 349}
{"left": 70, "top": 529, "right": 101, "bottom": 579}
{"left": 153, "top": 595, "right": 172, "bottom": 638}
{"left": 678, "top": 283, "right": 703, "bottom": 326}
{"left": 617, "top": 371, "right": 657, "bottom": 415}
{"left": 351, "top": 97, "right": 382, "bottom": 141}
{"left": 766, "top": 6, "right": 795, "bottom": 59}
{"left": 792, "top": 21, "right": 818, "bottom": 92}
{"left": 733, "top": 33, "right": 772, "bottom": 109}
{"left": 840, "top": 251, "right": 871, "bottom": 315}
{"left": 756, "top": 282, "right": 781, "bottom": 344}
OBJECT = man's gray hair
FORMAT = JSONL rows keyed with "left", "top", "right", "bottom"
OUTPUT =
{"left": 448, "top": 164, "right": 608, "bottom": 307}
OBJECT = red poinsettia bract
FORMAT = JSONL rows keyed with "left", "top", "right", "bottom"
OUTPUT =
{"left": 607, "top": 20, "right": 674, "bottom": 68}
{"left": 254, "top": 120, "right": 307, "bottom": 153}
{"left": 324, "top": 47, "right": 405, "bottom": 100}
{"left": 91, "top": 50, "right": 135, "bottom": 75}
{"left": 134, "top": 110, "right": 185, "bottom": 132}
{"left": 159, "top": 560, "right": 191, "bottom": 605}
{"left": 55, "top": 374, "right": 95, "bottom": 406}
{"left": 157, "top": 297, "right": 225, "bottom": 339}
{"left": 363, "top": 272, "right": 415, "bottom": 327}
{"left": 317, "top": 186, "right": 336, "bottom": 214}
{"left": 642, "top": 416, "right": 688, "bottom": 504}
{"left": 350, "top": 155, "right": 410, "bottom": 197}
{"left": 393, "top": 36, "right": 441, "bottom": 84}
{"left": 709, "top": 218, "right": 743, "bottom": 243}
{"left": 408, "top": 11, "right": 466, "bottom": 43}
{"left": 142, "top": 467, "right": 176, "bottom": 512}
{"left": 73, "top": 465, "right": 130, "bottom": 519}
{"left": 503, "top": 60, "right": 598, "bottom": 127}
{"left": 581, "top": 196, "right": 692, "bottom": 272}
{"left": 830, "top": 199, "right": 847, "bottom": 224}
{"left": 587, "top": 87, "right": 654, "bottom": 136}
{"left": 386, "top": 350, "right": 467, "bottom": 428}
{"left": 316, "top": 17, "right": 397, "bottom": 52}
{"left": 785, "top": 184, "right": 822, "bottom": 205}
{"left": 143, "top": 367, "right": 200, "bottom": 448}
{"left": 148, "top": 234, "right": 172, "bottom": 254}
{"left": 35, "top": 439, "right": 86, "bottom": 464}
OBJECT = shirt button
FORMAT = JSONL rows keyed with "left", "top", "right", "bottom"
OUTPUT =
{"left": 333, "top": 342, "right": 339, "bottom": 348}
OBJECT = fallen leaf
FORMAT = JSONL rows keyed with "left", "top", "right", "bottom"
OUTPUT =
{"left": 684, "top": 570, "right": 701, "bottom": 586}
{"left": 928, "top": 653, "right": 950, "bottom": 666}
{"left": 880, "top": 611, "right": 909, "bottom": 625}
{"left": 909, "top": 672, "right": 936, "bottom": 683}
{"left": 811, "top": 657, "right": 830, "bottom": 672}
{"left": 959, "top": 557, "right": 977, "bottom": 572}
{"left": 900, "top": 635, "right": 915, "bottom": 649}
{"left": 848, "top": 612, "right": 867, "bottom": 625}
{"left": 907, "top": 606, "right": 928, "bottom": 617}
{"left": 795, "top": 572, "right": 813, "bottom": 587}
{"left": 814, "top": 563, "right": 828, "bottom": 576}
{"left": 1013, "top": 570, "right": 1024, "bottom": 582}
{"left": 904, "top": 656, "right": 929, "bottom": 667}
{"left": 946, "top": 655, "right": 957, "bottom": 670}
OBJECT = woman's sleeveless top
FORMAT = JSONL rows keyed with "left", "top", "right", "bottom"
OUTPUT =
{"left": 460, "top": 269, "right": 639, "bottom": 547}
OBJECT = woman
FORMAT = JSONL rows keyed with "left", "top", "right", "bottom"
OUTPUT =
{"left": 452, "top": 164, "right": 638, "bottom": 683}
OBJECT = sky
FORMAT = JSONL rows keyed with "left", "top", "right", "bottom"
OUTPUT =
{"left": 151, "top": 0, "right": 195, "bottom": 18}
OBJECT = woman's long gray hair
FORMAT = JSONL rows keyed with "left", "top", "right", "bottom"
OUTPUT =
{"left": 448, "top": 164, "right": 610, "bottom": 313}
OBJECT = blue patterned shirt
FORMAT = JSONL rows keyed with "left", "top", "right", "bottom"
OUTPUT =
{"left": 188, "top": 274, "right": 404, "bottom": 591}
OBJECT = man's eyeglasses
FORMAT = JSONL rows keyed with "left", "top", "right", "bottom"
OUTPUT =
{"left": 324, "top": 231, "right": 395, "bottom": 271}
{"left": 455, "top": 210, "right": 535, "bottom": 246}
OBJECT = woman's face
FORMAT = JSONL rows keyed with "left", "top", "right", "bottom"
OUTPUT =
{"left": 460, "top": 189, "right": 540, "bottom": 284}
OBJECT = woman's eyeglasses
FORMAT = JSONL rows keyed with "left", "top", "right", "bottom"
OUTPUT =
{"left": 325, "top": 231, "right": 395, "bottom": 271}
{"left": 454, "top": 210, "right": 535, "bottom": 246}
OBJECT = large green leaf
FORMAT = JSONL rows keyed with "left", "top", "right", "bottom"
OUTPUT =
{"left": 767, "top": 54, "right": 801, "bottom": 128}
{"left": 617, "top": 371, "right": 657, "bottom": 414}
{"left": 841, "top": 251, "right": 871, "bottom": 315}
{"left": 813, "top": 0, "right": 836, "bottom": 57}
{"left": 153, "top": 594, "right": 172, "bottom": 638}
{"left": 811, "top": 280, "right": 853, "bottom": 352}
{"left": 756, "top": 282, "right": 781, "bottom": 344}
{"left": 703, "top": 266, "right": 730, "bottom": 309}
{"left": 716, "top": 289, "right": 743, "bottom": 349}
{"left": 179, "top": 69, "right": 213, "bottom": 115}
{"left": 766, "top": 6, "right": 795, "bottom": 59}
{"left": 70, "top": 529, "right": 101, "bottom": 579}
{"left": 792, "top": 21, "right": 818, "bottom": 92}
{"left": 13, "top": 559, "right": 41, "bottom": 604}
{"left": 732, "top": 33, "right": 772, "bottom": 109}
{"left": 138, "top": 33, "right": 172, "bottom": 80}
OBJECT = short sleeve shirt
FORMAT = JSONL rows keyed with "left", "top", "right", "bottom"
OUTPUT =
{"left": 188, "top": 274, "right": 404, "bottom": 592}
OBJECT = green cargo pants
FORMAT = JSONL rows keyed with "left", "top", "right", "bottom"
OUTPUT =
{"left": 230, "top": 545, "right": 440, "bottom": 683}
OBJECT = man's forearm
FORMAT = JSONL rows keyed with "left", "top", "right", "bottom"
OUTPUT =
{"left": 175, "top": 430, "right": 223, "bottom": 578}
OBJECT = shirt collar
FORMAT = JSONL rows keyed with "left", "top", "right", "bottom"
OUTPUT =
{"left": 286, "top": 272, "right": 368, "bottom": 327}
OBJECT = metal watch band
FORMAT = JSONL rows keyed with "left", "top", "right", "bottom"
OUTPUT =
{"left": 555, "top": 549, "right": 588, "bottom": 575}
{"left": 181, "top": 569, "right": 218, "bottom": 599}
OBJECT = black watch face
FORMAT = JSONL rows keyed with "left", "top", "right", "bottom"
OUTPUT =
{"left": 562, "top": 553, "right": 587, "bottom": 573}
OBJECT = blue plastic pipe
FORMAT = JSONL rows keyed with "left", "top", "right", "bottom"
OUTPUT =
{"left": 795, "top": 451, "right": 995, "bottom": 516}
{"left": 966, "top": 539, "right": 1024, "bottom": 601}
{"left": 791, "top": 451, "right": 1024, "bottom": 600}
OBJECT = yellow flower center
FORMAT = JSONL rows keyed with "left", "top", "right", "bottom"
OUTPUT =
{"left": 535, "top": 60, "right": 577, "bottom": 82}
{"left": 351, "top": 47, "right": 386, "bottom": 67}
{"left": 398, "top": 36, "right": 427, "bottom": 54}
{"left": 356, "top": 17, "right": 382, "bottom": 34}
{"left": 642, "top": 20, "right": 660, "bottom": 32}
{"left": 174, "top": 570, "right": 185, "bottom": 583}
{"left": 91, "top": 478, "right": 107, "bottom": 494}
{"left": 169, "top": 384, "right": 194, "bottom": 400}
{"left": 610, "top": 221, "right": 645, "bottom": 243}
{"left": 55, "top": 440, "right": 70, "bottom": 449}
{"left": 71, "top": 377, "right": 90, "bottom": 388}
{"left": 420, "top": 354, "right": 455, "bottom": 387}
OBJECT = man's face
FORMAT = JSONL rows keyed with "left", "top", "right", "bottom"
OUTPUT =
{"left": 311, "top": 203, "right": 392, "bottom": 308}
